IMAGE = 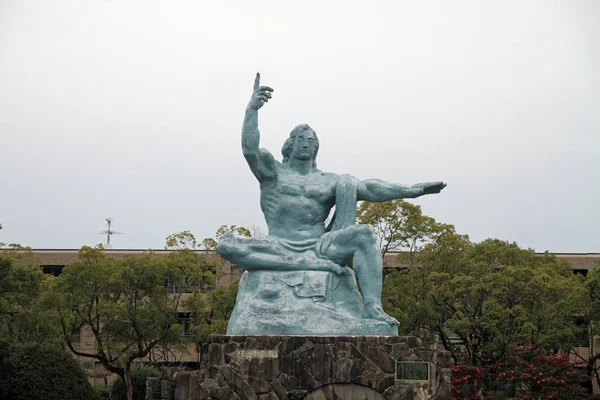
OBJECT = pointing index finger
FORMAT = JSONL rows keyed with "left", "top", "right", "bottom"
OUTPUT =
{"left": 254, "top": 72, "right": 260, "bottom": 91}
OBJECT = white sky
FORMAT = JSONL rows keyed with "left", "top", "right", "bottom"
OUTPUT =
{"left": 1, "top": 0, "right": 598, "bottom": 252}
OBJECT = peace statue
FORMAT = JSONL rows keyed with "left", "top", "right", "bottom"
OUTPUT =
{"left": 217, "top": 74, "right": 446, "bottom": 335}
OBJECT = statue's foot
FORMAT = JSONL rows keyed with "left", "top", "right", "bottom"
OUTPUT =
{"left": 363, "top": 302, "right": 399, "bottom": 326}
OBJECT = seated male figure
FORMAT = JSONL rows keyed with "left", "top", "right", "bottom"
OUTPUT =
{"left": 217, "top": 74, "right": 446, "bottom": 326}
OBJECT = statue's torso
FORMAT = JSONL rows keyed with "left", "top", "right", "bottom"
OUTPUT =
{"left": 260, "top": 163, "right": 338, "bottom": 242}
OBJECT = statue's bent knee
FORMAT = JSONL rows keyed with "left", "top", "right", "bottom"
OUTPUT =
{"left": 356, "top": 225, "right": 377, "bottom": 247}
{"left": 216, "top": 234, "right": 239, "bottom": 260}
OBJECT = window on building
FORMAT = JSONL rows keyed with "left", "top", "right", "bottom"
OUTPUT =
{"left": 446, "top": 332, "right": 465, "bottom": 345}
{"left": 578, "top": 368, "right": 594, "bottom": 394}
{"left": 164, "top": 278, "right": 177, "bottom": 293}
{"left": 201, "top": 283, "right": 216, "bottom": 293}
{"left": 573, "top": 269, "right": 588, "bottom": 277}
{"left": 164, "top": 278, "right": 215, "bottom": 293}
{"left": 572, "top": 316, "right": 590, "bottom": 347}
{"left": 177, "top": 313, "right": 192, "bottom": 337}
{"left": 42, "top": 265, "right": 64, "bottom": 277}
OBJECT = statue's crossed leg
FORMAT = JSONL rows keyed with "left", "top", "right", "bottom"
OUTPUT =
{"left": 217, "top": 224, "right": 399, "bottom": 326}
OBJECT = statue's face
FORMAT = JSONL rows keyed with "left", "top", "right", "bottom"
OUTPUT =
{"left": 291, "top": 130, "right": 318, "bottom": 161}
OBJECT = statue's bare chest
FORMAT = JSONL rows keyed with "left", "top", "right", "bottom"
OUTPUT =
{"left": 265, "top": 172, "right": 336, "bottom": 201}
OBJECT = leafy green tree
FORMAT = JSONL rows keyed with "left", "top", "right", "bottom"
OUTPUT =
{"left": 52, "top": 237, "right": 216, "bottom": 400}
{"left": 111, "top": 365, "right": 161, "bottom": 400}
{"left": 365, "top": 201, "right": 586, "bottom": 368}
{"left": 358, "top": 199, "right": 452, "bottom": 263}
{"left": 1, "top": 343, "right": 97, "bottom": 400}
{"left": 359, "top": 200, "right": 464, "bottom": 335}
{"left": 572, "top": 263, "right": 600, "bottom": 390}
{"left": 427, "top": 240, "right": 583, "bottom": 366}
{"left": 173, "top": 225, "right": 245, "bottom": 343}
{"left": 185, "top": 282, "right": 239, "bottom": 340}
{"left": 0, "top": 245, "right": 60, "bottom": 346}
{"left": 382, "top": 227, "right": 469, "bottom": 338}
{"left": 201, "top": 224, "right": 251, "bottom": 251}
{"left": 165, "top": 230, "right": 198, "bottom": 250}
{"left": 452, "top": 345, "right": 591, "bottom": 399}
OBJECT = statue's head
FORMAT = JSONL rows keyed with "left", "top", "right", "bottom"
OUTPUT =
{"left": 281, "top": 124, "right": 320, "bottom": 168}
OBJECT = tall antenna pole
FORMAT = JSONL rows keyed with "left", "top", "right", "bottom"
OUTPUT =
{"left": 106, "top": 218, "right": 112, "bottom": 244}
{"left": 100, "top": 217, "right": 123, "bottom": 248}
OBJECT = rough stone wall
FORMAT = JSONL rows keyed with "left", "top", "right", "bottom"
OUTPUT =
{"left": 155, "top": 335, "right": 451, "bottom": 400}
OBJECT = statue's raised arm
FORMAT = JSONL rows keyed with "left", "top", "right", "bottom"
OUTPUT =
{"left": 241, "top": 73, "right": 277, "bottom": 182}
{"left": 357, "top": 179, "right": 446, "bottom": 202}
{"left": 218, "top": 72, "right": 449, "bottom": 336}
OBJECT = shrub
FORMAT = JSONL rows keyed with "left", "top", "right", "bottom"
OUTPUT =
{"left": 451, "top": 345, "right": 592, "bottom": 399}
{"left": 451, "top": 364, "right": 487, "bottom": 400}
{"left": 2, "top": 343, "right": 95, "bottom": 400}
{"left": 93, "top": 386, "right": 111, "bottom": 400}
{"left": 111, "top": 364, "right": 162, "bottom": 400}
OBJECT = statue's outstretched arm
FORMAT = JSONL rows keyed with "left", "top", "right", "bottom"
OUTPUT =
{"left": 357, "top": 179, "right": 446, "bottom": 202}
{"left": 242, "top": 73, "right": 276, "bottom": 182}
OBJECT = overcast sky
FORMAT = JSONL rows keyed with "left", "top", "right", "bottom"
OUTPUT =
{"left": 1, "top": 1, "right": 598, "bottom": 252}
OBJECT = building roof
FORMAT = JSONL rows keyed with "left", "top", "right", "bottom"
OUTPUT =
{"left": 381, "top": 252, "right": 600, "bottom": 270}
{"left": 26, "top": 249, "right": 600, "bottom": 270}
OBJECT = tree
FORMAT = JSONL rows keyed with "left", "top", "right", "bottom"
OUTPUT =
{"left": 166, "top": 225, "right": 244, "bottom": 341}
{"left": 427, "top": 240, "right": 584, "bottom": 366}
{"left": 201, "top": 224, "right": 251, "bottom": 251}
{"left": 175, "top": 225, "right": 244, "bottom": 342}
{"left": 111, "top": 365, "right": 161, "bottom": 400}
{"left": 572, "top": 263, "right": 600, "bottom": 390}
{"left": 365, "top": 201, "right": 586, "bottom": 368}
{"left": 185, "top": 282, "right": 239, "bottom": 340}
{"left": 0, "top": 245, "right": 59, "bottom": 346}
{"left": 52, "top": 236, "right": 217, "bottom": 400}
{"left": 358, "top": 199, "right": 452, "bottom": 263}
{"left": 165, "top": 230, "right": 198, "bottom": 250}
{"left": 358, "top": 200, "right": 465, "bottom": 336}
{"left": 1, "top": 343, "right": 97, "bottom": 400}
{"left": 451, "top": 345, "right": 591, "bottom": 399}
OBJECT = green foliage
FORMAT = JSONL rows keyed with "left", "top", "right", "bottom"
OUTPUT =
{"left": 0, "top": 341, "right": 12, "bottom": 397}
{"left": 186, "top": 282, "right": 239, "bottom": 340}
{"left": 358, "top": 199, "right": 454, "bottom": 260}
{"left": 92, "top": 386, "right": 111, "bottom": 400}
{"left": 165, "top": 230, "right": 197, "bottom": 249}
{"left": 452, "top": 345, "right": 591, "bottom": 399}
{"left": 384, "top": 238, "right": 585, "bottom": 366}
{"left": 368, "top": 200, "right": 585, "bottom": 367}
{"left": 0, "top": 246, "right": 60, "bottom": 346}
{"left": 111, "top": 364, "right": 161, "bottom": 400}
{"left": 52, "top": 234, "right": 217, "bottom": 400}
{"left": 1, "top": 343, "right": 96, "bottom": 400}
{"left": 573, "top": 266, "right": 600, "bottom": 390}
{"left": 201, "top": 224, "right": 251, "bottom": 251}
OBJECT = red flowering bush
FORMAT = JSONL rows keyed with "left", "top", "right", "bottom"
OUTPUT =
{"left": 451, "top": 345, "right": 592, "bottom": 400}
{"left": 451, "top": 364, "right": 488, "bottom": 400}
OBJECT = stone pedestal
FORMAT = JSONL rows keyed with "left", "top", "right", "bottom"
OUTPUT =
{"left": 171, "top": 335, "right": 451, "bottom": 400}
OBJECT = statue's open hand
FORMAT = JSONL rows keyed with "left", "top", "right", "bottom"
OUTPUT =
{"left": 248, "top": 72, "right": 274, "bottom": 110}
{"left": 312, "top": 258, "right": 348, "bottom": 276}
{"left": 412, "top": 181, "right": 447, "bottom": 195}
{"left": 329, "top": 263, "right": 348, "bottom": 276}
